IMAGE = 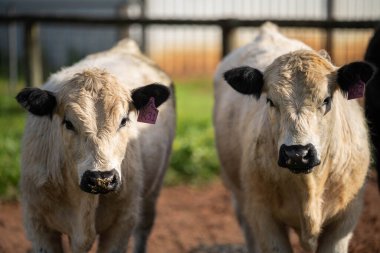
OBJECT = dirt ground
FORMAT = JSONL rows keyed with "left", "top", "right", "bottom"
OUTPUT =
{"left": 0, "top": 172, "right": 379, "bottom": 253}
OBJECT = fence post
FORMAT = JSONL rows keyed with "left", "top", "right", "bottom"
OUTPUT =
{"left": 24, "top": 22, "right": 43, "bottom": 87}
{"left": 117, "top": 3, "right": 129, "bottom": 39}
{"left": 222, "top": 24, "right": 234, "bottom": 57}
{"left": 326, "top": 0, "right": 334, "bottom": 56}
{"left": 140, "top": 0, "right": 147, "bottom": 53}
{"left": 8, "top": 22, "right": 18, "bottom": 88}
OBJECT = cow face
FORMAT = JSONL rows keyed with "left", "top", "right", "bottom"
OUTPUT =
{"left": 16, "top": 69, "right": 170, "bottom": 194}
{"left": 224, "top": 50, "right": 374, "bottom": 174}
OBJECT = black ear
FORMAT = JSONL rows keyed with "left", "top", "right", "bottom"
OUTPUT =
{"left": 223, "top": 66, "right": 264, "bottom": 99}
{"left": 131, "top": 83, "right": 170, "bottom": 110}
{"left": 337, "top": 61, "right": 375, "bottom": 93}
{"left": 16, "top": 88, "right": 57, "bottom": 116}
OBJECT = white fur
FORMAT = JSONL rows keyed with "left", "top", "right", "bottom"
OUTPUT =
{"left": 214, "top": 24, "right": 369, "bottom": 253}
{"left": 20, "top": 39, "right": 175, "bottom": 253}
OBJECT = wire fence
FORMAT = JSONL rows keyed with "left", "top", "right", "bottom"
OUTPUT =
{"left": 0, "top": 0, "right": 379, "bottom": 85}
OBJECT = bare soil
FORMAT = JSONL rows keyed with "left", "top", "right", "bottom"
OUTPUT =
{"left": 0, "top": 172, "right": 379, "bottom": 253}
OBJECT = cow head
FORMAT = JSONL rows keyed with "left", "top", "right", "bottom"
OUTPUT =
{"left": 224, "top": 50, "right": 374, "bottom": 174}
{"left": 16, "top": 68, "right": 170, "bottom": 194}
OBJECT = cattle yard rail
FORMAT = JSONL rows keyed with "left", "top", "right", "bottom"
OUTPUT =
{"left": 0, "top": 14, "right": 379, "bottom": 87}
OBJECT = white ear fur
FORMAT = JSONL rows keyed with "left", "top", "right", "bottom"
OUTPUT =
{"left": 318, "top": 49, "right": 332, "bottom": 62}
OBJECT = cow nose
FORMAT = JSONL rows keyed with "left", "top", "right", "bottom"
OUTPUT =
{"left": 80, "top": 169, "right": 120, "bottom": 194}
{"left": 278, "top": 144, "right": 320, "bottom": 173}
{"left": 284, "top": 146, "right": 309, "bottom": 163}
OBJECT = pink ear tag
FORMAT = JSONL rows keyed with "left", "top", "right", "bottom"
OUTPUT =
{"left": 137, "top": 97, "right": 159, "bottom": 124}
{"left": 347, "top": 80, "right": 365, "bottom": 100}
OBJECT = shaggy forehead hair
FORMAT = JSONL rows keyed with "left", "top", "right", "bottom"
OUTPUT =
{"left": 60, "top": 68, "right": 130, "bottom": 102}
{"left": 264, "top": 50, "right": 337, "bottom": 104}
{"left": 58, "top": 68, "right": 131, "bottom": 134}
{"left": 265, "top": 50, "right": 335, "bottom": 89}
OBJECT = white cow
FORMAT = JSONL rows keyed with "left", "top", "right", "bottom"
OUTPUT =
{"left": 214, "top": 23, "right": 374, "bottom": 253}
{"left": 16, "top": 39, "right": 175, "bottom": 253}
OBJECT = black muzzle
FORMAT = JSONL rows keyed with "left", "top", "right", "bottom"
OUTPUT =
{"left": 278, "top": 144, "right": 321, "bottom": 174}
{"left": 80, "top": 169, "right": 120, "bottom": 194}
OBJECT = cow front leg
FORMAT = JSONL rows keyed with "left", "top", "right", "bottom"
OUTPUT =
{"left": 24, "top": 215, "right": 63, "bottom": 253}
{"left": 318, "top": 232, "right": 352, "bottom": 253}
{"left": 29, "top": 230, "right": 63, "bottom": 253}
{"left": 133, "top": 194, "right": 159, "bottom": 253}
{"left": 97, "top": 214, "right": 137, "bottom": 253}
{"left": 317, "top": 191, "right": 363, "bottom": 253}
{"left": 69, "top": 222, "right": 96, "bottom": 253}
{"left": 70, "top": 197, "right": 98, "bottom": 253}
{"left": 245, "top": 206, "right": 292, "bottom": 253}
{"left": 230, "top": 193, "right": 257, "bottom": 253}
{"left": 70, "top": 232, "right": 96, "bottom": 253}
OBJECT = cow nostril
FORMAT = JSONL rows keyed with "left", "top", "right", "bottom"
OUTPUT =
{"left": 284, "top": 149, "right": 294, "bottom": 159}
{"left": 88, "top": 176, "right": 98, "bottom": 185}
{"left": 303, "top": 149, "right": 312, "bottom": 161}
{"left": 283, "top": 145, "right": 311, "bottom": 163}
{"left": 284, "top": 149, "right": 307, "bottom": 160}
{"left": 111, "top": 174, "right": 117, "bottom": 184}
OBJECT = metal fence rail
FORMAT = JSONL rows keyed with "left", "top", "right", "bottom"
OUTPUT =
{"left": 2, "top": 14, "right": 379, "bottom": 28}
{"left": 0, "top": 13, "right": 379, "bottom": 86}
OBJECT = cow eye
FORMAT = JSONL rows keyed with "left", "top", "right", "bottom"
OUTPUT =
{"left": 322, "top": 96, "right": 332, "bottom": 114}
{"left": 323, "top": 96, "right": 331, "bottom": 104}
{"left": 120, "top": 117, "right": 129, "bottom": 128}
{"left": 323, "top": 96, "right": 332, "bottom": 106}
{"left": 266, "top": 98, "right": 275, "bottom": 107}
{"left": 63, "top": 119, "right": 75, "bottom": 131}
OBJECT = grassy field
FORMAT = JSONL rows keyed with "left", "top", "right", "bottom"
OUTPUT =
{"left": 0, "top": 78, "right": 219, "bottom": 199}
{"left": 0, "top": 82, "right": 25, "bottom": 199}
{"left": 165, "top": 78, "right": 219, "bottom": 185}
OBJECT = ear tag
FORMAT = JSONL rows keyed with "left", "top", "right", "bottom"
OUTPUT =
{"left": 347, "top": 80, "right": 365, "bottom": 100}
{"left": 137, "top": 97, "right": 159, "bottom": 124}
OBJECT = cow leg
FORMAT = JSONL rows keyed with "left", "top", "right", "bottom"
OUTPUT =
{"left": 133, "top": 193, "right": 160, "bottom": 253}
{"left": 97, "top": 214, "right": 137, "bottom": 253}
{"left": 24, "top": 215, "right": 63, "bottom": 253}
{"left": 231, "top": 194, "right": 257, "bottom": 252}
{"left": 30, "top": 232, "right": 63, "bottom": 253}
{"left": 318, "top": 232, "right": 352, "bottom": 253}
{"left": 29, "top": 231, "right": 63, "bottom": 253}
{"left": 246, "top": 206, "right": 292, "bottom": 253}
{"left": 68, "top": 198, "right": 98, "bottom": 253}
{"left": 317, "top": 221, "right": 353, "bottom": 253}
{"left": 70, "top": 233, "right": 96, "bottom": 253}
{"left": 317, "top": 190, "right": 364, "bottom": 253}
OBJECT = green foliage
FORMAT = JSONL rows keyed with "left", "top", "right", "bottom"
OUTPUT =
{"left": 165, "top": 78, "right": 220, "bottom": 185}
{"left": 0, "top": 82, "right": 25, "bottom": 199}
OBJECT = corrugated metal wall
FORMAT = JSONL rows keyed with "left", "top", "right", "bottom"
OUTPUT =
{"left": 143, "top": 0, "right": 380, "bottom": 77}
{"left": 1, "top": 0, "right": 379, "bottom": 82}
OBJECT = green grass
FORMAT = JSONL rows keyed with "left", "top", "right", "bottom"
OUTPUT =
{"left": 0, "top": 81, "right": 25, "bottom": 199}
{"left": 0, "top": 78, "right": 219, "bottom": 199}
